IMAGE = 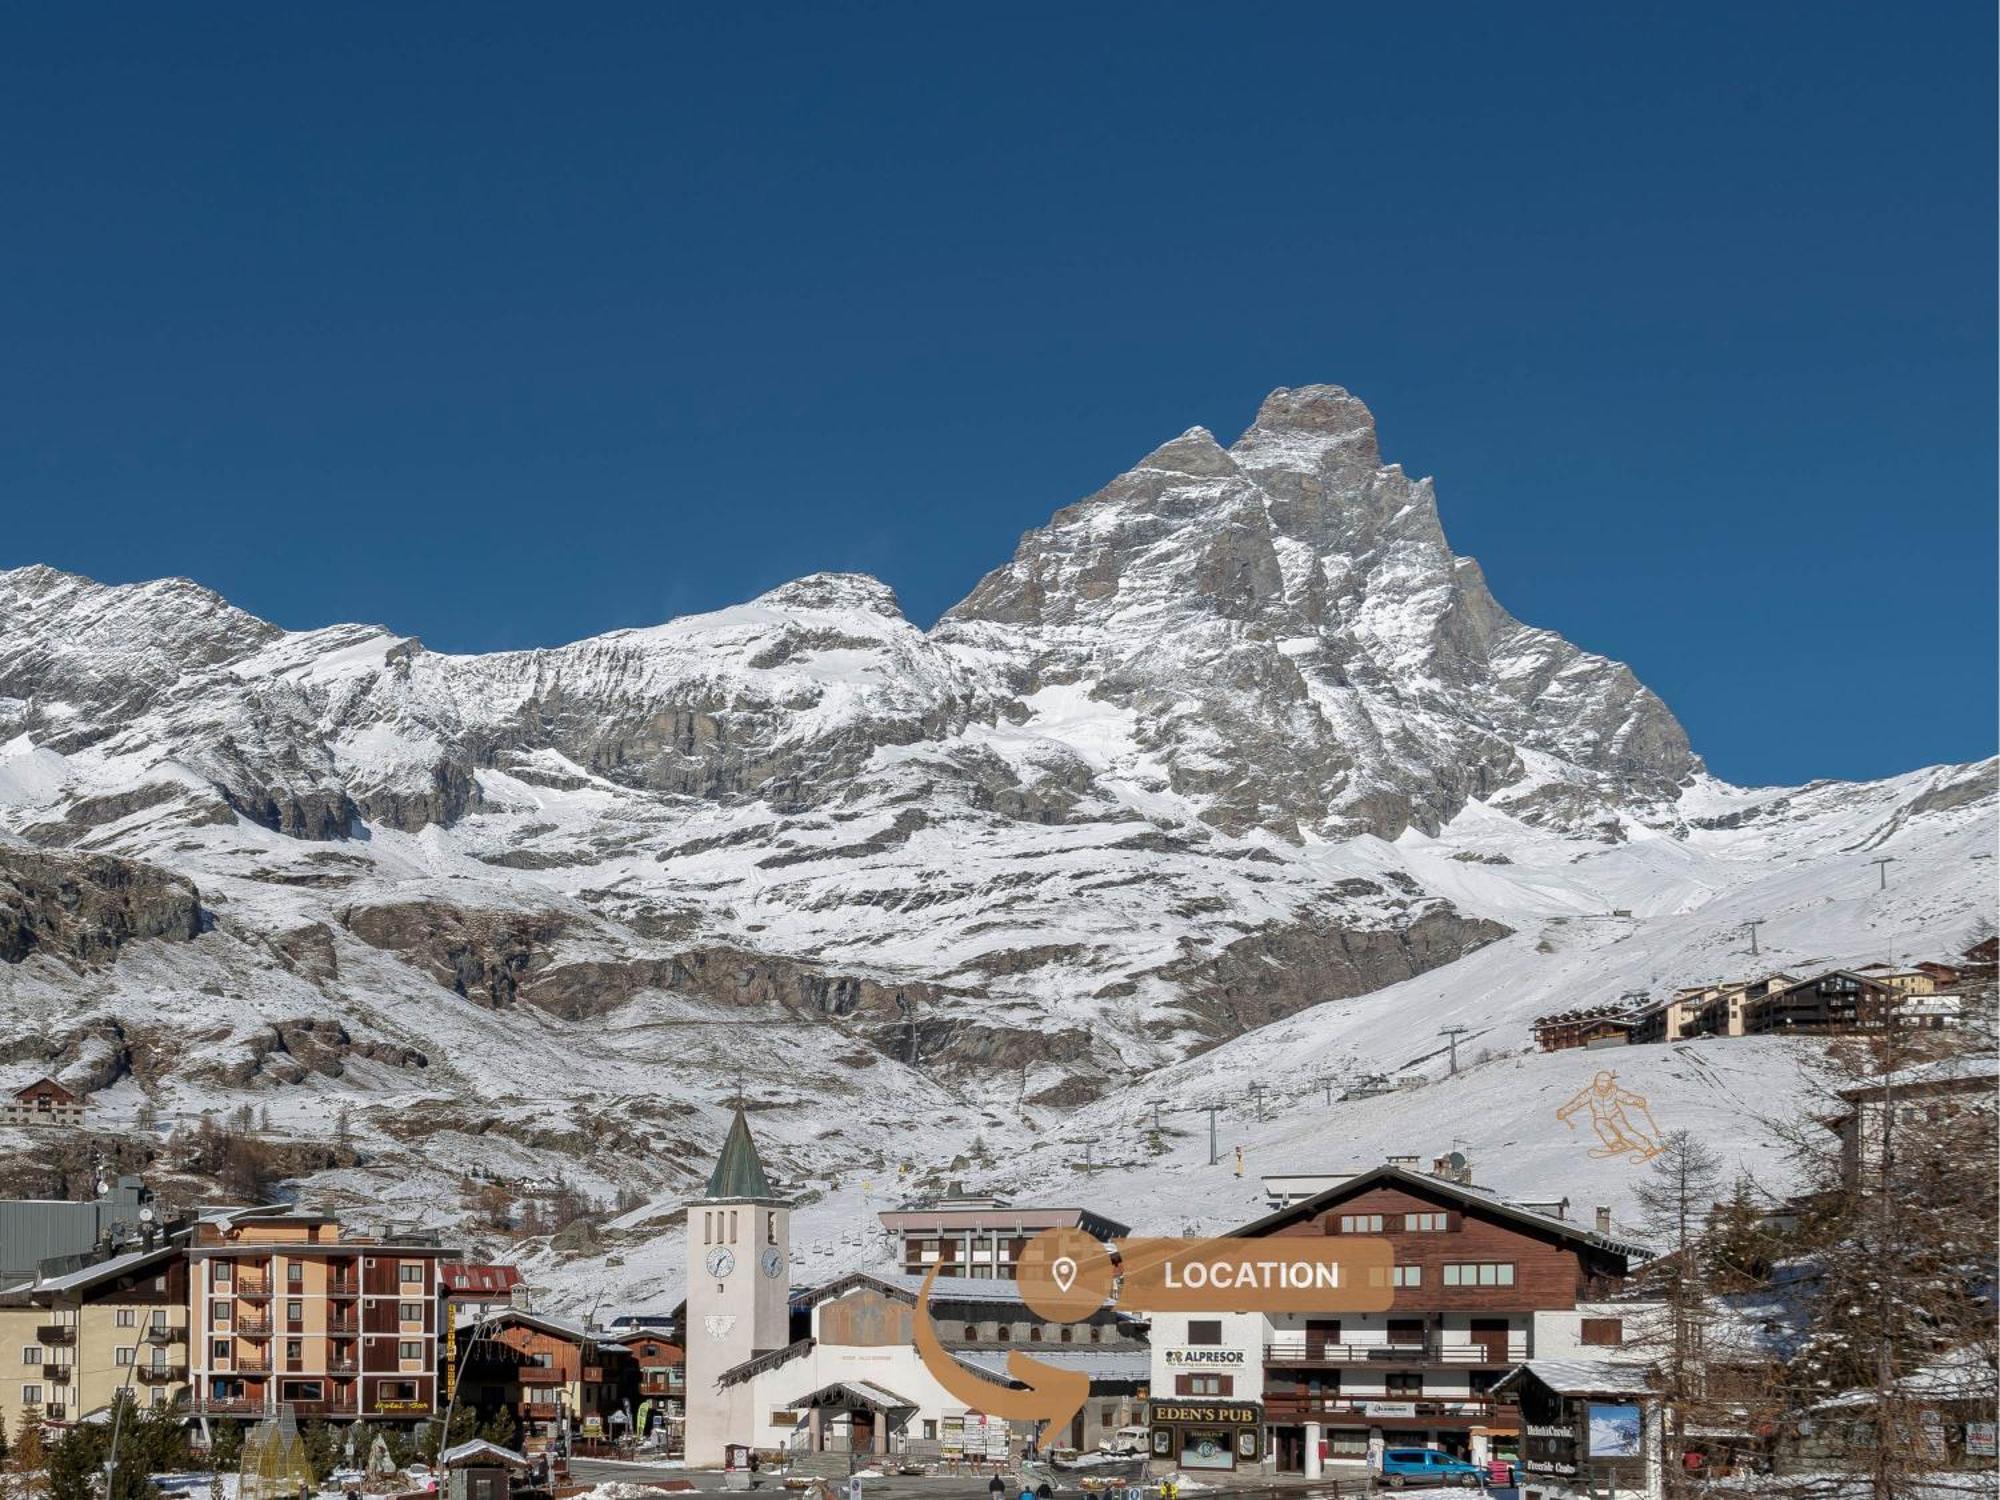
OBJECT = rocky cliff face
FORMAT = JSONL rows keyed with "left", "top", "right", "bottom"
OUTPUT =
{"left": 944, "top": 386, "right": 1695, "bottom": 840}
{"left": 0, "top": 384, "right": 1982, "bottom": 1251}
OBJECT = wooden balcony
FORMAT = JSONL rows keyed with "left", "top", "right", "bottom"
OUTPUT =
{"left": 327, "top": 1316, "right": 359, "bottom": 1334}
{"left": 1265, "top": 1338, "right": 1530, "bottom": 1367}
{"left": 326, "top": 1274, "right": 361, "bottom": 1297}
{"left": 520, "top": 1368, "right": 565, "bottom": 1386}
{"left": 1262, "top": 1393, "right": 1521, "bottom": 1427}
{"left": 137, "top": 1364, "right": 188, "bottom": 1384}
{"left": 639, "top": 1378, "right": 676, "bottom": 1396}
{"left": 521, "top": 1401, "right": 559, "bottom": 1420}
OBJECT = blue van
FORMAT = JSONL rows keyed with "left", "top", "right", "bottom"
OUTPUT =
{"left": 1378, "top": 1446, "right": 1493, "bottom": 1487}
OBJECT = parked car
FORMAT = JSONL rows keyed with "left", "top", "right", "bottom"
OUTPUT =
{"left": 1098, "top": 1426, "right": 1149, "bottom": 1456}
{"left": 1378, "top": 1446, "right": 1491, "bottom": 1488}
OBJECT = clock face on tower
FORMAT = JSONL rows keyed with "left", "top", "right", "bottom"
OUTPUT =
{"left": 760, "top": 1246, "right": 783, "bottom": 1279}
{"left": 704, "top": 1247, "right": 736, "bottom": 1279}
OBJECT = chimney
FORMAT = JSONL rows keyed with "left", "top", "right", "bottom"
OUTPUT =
{"left": 1594, "top": 1205, "right": 1612, "bottom": 1233}
{"left": 1386, "top": 1154, "right": 1419, "bottom": 1170}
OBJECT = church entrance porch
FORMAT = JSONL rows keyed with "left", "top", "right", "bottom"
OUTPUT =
{"left": 789, "top": 1380, "right": 919, "bottom": 1456}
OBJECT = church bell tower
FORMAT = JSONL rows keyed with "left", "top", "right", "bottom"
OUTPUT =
{"left": 684, "top": 1107, "right": 791, "bottom": 1467}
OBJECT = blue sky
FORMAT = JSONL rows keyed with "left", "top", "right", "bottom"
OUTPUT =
{"left": 1, "top": 3, "right": 1991, "bottom": 786}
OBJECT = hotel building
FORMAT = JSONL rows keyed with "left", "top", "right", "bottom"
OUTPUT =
{"left": 1144, "top": 1163, "right": 1650, "bottom": 1476}
{"left": 188, "top": 1211, "right": 457, "bottom": 1428}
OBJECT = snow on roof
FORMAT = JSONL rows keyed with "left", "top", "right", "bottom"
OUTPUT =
{"left": 1813, "top": 1344, "right": 1999, "bottom": 1410}
{"left": 1504, "top": 1358, "right": 1656, "bottom": 1397}
{"left": 439, "top": 1440, "right": 529, "bottom": 1469}
{"left": 953, "top": 1348, "right": 1151, "bottom": 1383}
{"left": 28, "top": 1244, "right": 179, "bottom": 1294}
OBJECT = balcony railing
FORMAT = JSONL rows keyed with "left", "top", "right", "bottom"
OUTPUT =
{"left": 233, "top": 1278, "right": 273, "bottom": 1301}
{"left": 520, "top": 1401, "right": 559, "bottom": 1420}
{"left": 1262, "top": 1394, "right": 1521, "bottom": 1425}
{"left": 233, "top": 1356, "right": 272, "bottom": 1373}
{"left": 36, "top": 1324, "right": 76, "bottom": 1345}
{"left": 327, "top": 1317, "right": 359, "bottom": 1334}
{"left": 582, "top": 1366, "right": 605, "bottom": 1382}
{"left": 43, "top": 1405, "right": 67, "bottom": 1422}
{"left": 1265, "top": 1338, "right": 1530, "bottom": 1367}
{"left": 194, "top": 1396, "right": 268, "bottom": 1415}
{"left": 639, "top": 1379, "right": 676, "bottom": 1396}
{"left": 42, "top": 1363, "right": 71, "bottom": 1381}
{"left": 329, "top": 1360, "right": 358, "bottom": 1375}
{"left": 232, "top": 1315, "right": 273, "bottom": 1336}
{"left": 520, "top": 1369, "right": 565, "bottom": 1386}
{"left": 326, "top": 1279, "right": 360, "bottom": 1298}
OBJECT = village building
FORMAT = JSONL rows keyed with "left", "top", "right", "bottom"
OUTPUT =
{"left": 441, "top": 1262, "right": 524, "bottom": 1324}
{"left": 450, "top": 1308, "right": 644, "bottom": 1455}
{"left": 0, "top": 1241, "right": 191, "bottom": 1433}
{"left": 685, "top": 1112, "right": 1145, "bottom": 1467}
{"left": 0, "top": 1077, "right": 88, "bottom": 1128}
{"left": 0, "top": 1175, "right": 160, "bottom": 1287}
{"left": 878, "top": 1188, "right": 1128, "bottom": 1282}
{"left": 1145, "top": 1161, "right": 1652, "bottom": 1478}
{"left": 1492, "top": 1358, "right": 1660, "bottom": 1500}
{"left": 1743, "top": 970, "right": 1899, "bottom": 1035}
{"left": 1820, "top": 1056, "right": 1999, "bottom": 1191}
{"left": 186, "top": 1210, "right": 457, "bottom": 1431}
{"left": 1676, "top": 973, "right": 1797, "bottom": 1040}
{"left": 1530, "top": 1008, "right": 1635, "bottom": 1053}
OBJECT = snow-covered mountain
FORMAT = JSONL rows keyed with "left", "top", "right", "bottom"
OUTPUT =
{"left": 0, "top": 384, "right": 1990, "bottom": 1306}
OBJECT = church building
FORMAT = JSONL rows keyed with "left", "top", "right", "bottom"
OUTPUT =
{"left": 681, "top": 1111, "right": 1147, "bottom": 1466}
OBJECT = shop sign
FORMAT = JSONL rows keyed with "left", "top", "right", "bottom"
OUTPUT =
{"left": 1966, "top": 1422, "right": 1997, "bottom": 1458}
{"left": 1149, "top": 1401, "right": 1260, "bottom": 1425}
{"left": 1162, "top": 1348, "right": 1245, "bottom": 1366}
{"left": 1364, "top": 1401, "right": 1416, "bottom": 1418}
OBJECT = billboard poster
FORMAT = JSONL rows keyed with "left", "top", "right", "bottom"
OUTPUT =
{"left": 1586, "top": 1403, "right": 1643, "bottom": 1459}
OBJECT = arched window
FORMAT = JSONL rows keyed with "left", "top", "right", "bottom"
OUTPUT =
{"left": 963, "top": 1326, "right": 979, "bottom": 1342}
{"left": 995, "top": 1325, "right": 1012, "bottom": 1342}
{"left": 1028, "top": 1327, "right": 1042, "bottom": 1342}
{"left": 767, "top": 1212, "right": 777, "bottom": 1244}
{"left": 1059, "top": 1326, "right": 1073, "bottom": 1344}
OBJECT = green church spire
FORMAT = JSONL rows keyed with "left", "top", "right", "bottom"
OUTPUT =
{"left": 704, "top": 1106, "right": 776, "bottom": 1200}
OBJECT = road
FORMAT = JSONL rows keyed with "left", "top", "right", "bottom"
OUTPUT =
{"left": 561, "top": 1462, "right": 1518, "bottom": 1500}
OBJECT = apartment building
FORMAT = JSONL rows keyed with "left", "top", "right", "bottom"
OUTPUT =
{"left": 0, "top": 1244, "right": 190, "bottom": 1432}
{"left": 877, "top": 1186, "right": 1129, "bottom": 1282}
{"left": 188, "top": 1212, "right": 456, "bottom": 1428}
{"left": 1145, "top": 1163, "right": 1650, "bottom": 1476}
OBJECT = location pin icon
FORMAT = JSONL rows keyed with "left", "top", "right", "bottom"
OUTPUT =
{"left": 1051, "top": 1256, "right": 1079, "bottom": 1294}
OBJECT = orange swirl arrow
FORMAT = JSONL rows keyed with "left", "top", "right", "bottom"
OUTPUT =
{"left": 913, "top": 1267, "right": 1089, "bottom": 1451}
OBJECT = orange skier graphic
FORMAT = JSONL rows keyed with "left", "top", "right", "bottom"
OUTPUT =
{"left": 1556, "top": 1070, "right": 1664, "bottom": 1163}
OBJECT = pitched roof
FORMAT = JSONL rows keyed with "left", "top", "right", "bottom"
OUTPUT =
{"left": 1498, "top": 1358, "right": 1656, "bottom": 1398}
{"left": 704, "top": 1108, "right": 777, "bottom": 1201}
{"left": 1225, "top": 1163, "right": 1656, "bottom": 1259}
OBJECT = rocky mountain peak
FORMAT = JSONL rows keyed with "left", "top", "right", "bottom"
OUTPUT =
{"left": 749, "top": 572, "right": 906, "bottom": 620}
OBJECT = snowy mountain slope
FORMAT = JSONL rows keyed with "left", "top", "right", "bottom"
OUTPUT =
{"left": 0, "top": 384, "right": 1990, "bottom": 1304}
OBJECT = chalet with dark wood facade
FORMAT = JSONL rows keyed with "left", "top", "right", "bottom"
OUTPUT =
{"left": 1148, "top": 1165, "right": 1651, "bottom": 1477}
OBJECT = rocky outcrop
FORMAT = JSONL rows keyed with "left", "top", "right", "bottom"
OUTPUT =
{"left": 0, "top": 846, "right": 202, "bottom": 964}
{"left": 342, "top": 901, "right": 572, "bottom": 1009}
{"left": 1154, "top": 904, "right": 1511, "bottom": 1038}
